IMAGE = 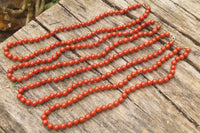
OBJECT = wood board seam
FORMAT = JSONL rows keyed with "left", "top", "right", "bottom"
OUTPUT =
{"left": 0, "top": 126, "right": 6, "bottom": 133}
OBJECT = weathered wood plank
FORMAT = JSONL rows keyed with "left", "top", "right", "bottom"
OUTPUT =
{"left": 59, "top": 0, "right": 200, "bottom": 128}
{"left": 0, "top": 0, "right": 199, "bottom": 132}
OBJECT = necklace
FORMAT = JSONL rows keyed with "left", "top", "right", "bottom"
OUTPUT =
{"left": 3, "top": 2, "right": 191, "bottom": 131}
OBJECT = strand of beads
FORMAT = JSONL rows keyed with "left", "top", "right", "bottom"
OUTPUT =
{"left": 3, "top": 2, "right": 191, "bottom": 131}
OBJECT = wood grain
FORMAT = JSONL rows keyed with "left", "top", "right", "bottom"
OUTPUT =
{"left": 0, "top": 0, "right": 199, "bottom": 132}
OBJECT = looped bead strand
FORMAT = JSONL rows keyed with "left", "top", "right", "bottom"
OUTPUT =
{"left": 3, "top": 2, "right": 191, "bottom": 131}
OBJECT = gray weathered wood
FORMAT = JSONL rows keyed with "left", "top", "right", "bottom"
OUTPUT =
{"left": 0, "top": 0, "right": 200, "bottom": 132}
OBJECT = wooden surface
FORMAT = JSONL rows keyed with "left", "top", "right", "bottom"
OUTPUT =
{"left": 0, "top": 0, "right": 200, "bottom": 132}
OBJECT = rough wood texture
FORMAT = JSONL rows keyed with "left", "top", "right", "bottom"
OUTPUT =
{"left": 0, "top": 0, "right": 200, "bottom": 132}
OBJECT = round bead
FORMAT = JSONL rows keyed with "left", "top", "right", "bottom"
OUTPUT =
{"left": 66, "top": 121, "right": 73, "bottom": 127}
{"left": 79, "top": 117, "right": 85, "bottom": 123}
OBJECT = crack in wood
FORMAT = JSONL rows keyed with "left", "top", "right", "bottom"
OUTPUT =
{"left": 153, "top": 84, "right": 200, "bottom": 130}
{"left": 0, "top": 126, "right": 6, "bottom": 133}
{"left": 168, "top": 0, "right": 200, "bottom": 21}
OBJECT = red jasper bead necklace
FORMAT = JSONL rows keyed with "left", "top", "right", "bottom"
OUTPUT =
{"left": 3, "top": 3, "right": 191, "bottom": 131}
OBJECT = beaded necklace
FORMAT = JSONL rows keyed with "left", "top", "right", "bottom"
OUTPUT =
{"left": 3, "top": 3, "right": 191, "bottom": 131}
